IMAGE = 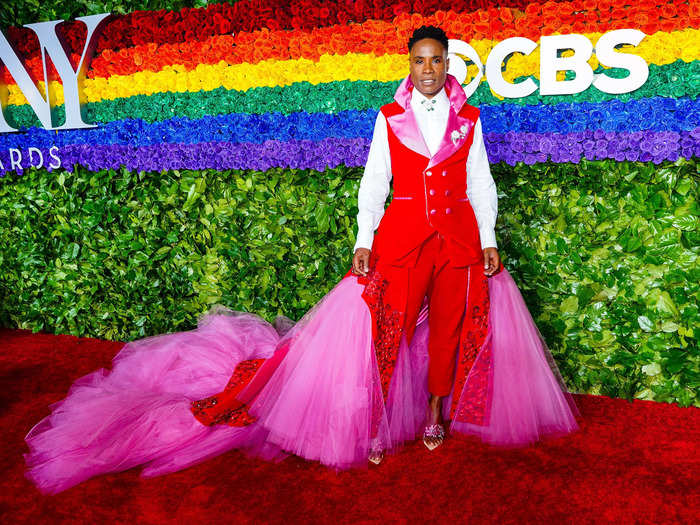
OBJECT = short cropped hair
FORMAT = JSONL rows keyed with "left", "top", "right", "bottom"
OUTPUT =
{"left": 407, "top": 26, "right": 449, "bottom": 54}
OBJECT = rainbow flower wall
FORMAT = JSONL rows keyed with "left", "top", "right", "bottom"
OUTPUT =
{"left": 1, "top": 0, "right": 699, "bottom": 170}
{"left": 0, "top": 0, "right": 697, "bottom": 406}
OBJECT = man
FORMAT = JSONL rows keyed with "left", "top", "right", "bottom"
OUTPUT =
{"left": 351, "top": 25, "right": 500, "bottom": 452}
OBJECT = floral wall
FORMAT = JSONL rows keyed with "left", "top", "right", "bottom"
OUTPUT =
{"left": 0, "top": 0, "right": 697, "bottom": 406}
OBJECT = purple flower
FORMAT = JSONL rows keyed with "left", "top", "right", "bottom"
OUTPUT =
{"left": 538, "top": 136, "right": 555, "bottom": 153}
{"left": 511, "top": 140, "right": 525, "bottom": 153}
{"left": 524, "top": 153, "right": 537, "bottom": 165}
{"left": 625, "top": 149, "right": 640, "bottom": 162}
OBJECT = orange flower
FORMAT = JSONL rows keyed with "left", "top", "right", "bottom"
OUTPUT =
{"left": 458, "top": 12, "right": 474, "bottom": 28}
{"left": 542, "top": 13, "right": 559, "bottom": 27}
{"left": 571, "top": 20, "right": 587, "bottom": 33}
{"left": 633, "top": 12, "right": 650, "bottom": 27}
{"left": 570, "top": 0, "right": 585, "bottom": 12}
{"left": 474, "top": 21, "right": 489, "bottom": 35}
{"left": 557, "top": 3, "right": 573, "bottom": 16}
{"left": 489, "top": 18, "right": 503, "bottom": 34}
{"left": 611, "top": 7, "right": 627, "bottom": 20}
{"left": 287, "top": 39, "right": 302, "bottom": 60}
{"left": 584, "top": 10, "right": 598, "bottom": 23}
{"left": 541, "top": 1, "right": 560, "bottom": 13}
{"left": 525, "top": 3, "right": 541, "bottom": 17}
{"left": 676, "top": 3, "right": 689, "bottom": 19}
{"left": 585, "top": 22, "right": 601, "bottom": 33}
{"left": 433, "top": 10, "right": 448, "bottom": 25}
{"left": 640, "top": 22, "right": 659, "bottom": 36}
{"left": 514, "top": 16, "right": 533, "bottom": 32}
{"left": 396, "top": 18, "right": 413, "bottom": 34}
{"left": 660, "top": 4, "right": 678, "bottom": 18}
{"left": 499, "top": 7, "right": 514, "bottom": 24}
{"left": 558, "top": 24, "right": 573, "bottom": 34}
{"left": 501, "top": 27, "right": 518, "bottom": 39}
{"left": 659, "top": 18, "right": 679, "bottom": 33}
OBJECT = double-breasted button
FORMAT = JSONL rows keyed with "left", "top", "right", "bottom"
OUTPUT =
{"left": 429, "top": 189, "right": 436, "bottom": 196}
{"left": 444, "top": 190, "right": 451, "bottom": 196}
{"left": 442, "top": 170, "right": 447, "bottom": 176}
{"left": 426, "top": 170, "right": 432, "bottom": 177}
{"left": 430, "top": 209, "right": 437, "bottom": 215}
{"left": 445, "top": 208, "right": 452, "bottom": 214}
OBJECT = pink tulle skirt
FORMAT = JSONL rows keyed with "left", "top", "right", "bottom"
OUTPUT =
{"left": 25, "top": 270, "right": 579, "bottom": 494}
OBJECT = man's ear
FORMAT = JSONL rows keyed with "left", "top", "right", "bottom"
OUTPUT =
{"left": 446, "top": 55, "right": 450, "bottom": 70}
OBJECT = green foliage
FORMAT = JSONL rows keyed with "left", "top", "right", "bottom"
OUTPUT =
{"left": 496, "top": 158, "right": 699, "bottom": 408}
{"left": 0, "top": 159, "right": 697, "bottom": 407}
{"left": 0, "top": 165, "right": 358, "bottom": 339}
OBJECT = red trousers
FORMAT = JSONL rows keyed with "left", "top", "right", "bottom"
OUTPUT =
{"left": 400, "top": 232, "right": 473, "bottom": 397}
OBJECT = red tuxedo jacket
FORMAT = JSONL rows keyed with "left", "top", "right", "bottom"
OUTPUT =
{"left": 370, "top": 75, "right": 484, "bottom": 269}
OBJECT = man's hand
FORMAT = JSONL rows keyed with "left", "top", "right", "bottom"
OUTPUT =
{"left": 352, "top": 248, "right": 371, "bottom": 276}
{"left": 483, "top": 247, "right": 500, "bottom": 276}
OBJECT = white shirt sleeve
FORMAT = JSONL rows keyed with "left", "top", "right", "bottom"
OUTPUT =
{"left": 353, "top": 112, "right": 392, "bottom": 252}
{"left": 466, "top": 118, "right": 498, "bottom": 249}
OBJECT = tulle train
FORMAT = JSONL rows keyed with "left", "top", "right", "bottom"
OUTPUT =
{"left": 25, "top": 270, "right": 579, "bottom": 494}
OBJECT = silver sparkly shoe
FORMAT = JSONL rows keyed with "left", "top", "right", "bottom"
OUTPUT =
{"left": 422, "top": 423, "right": 445, "bottom": 451}
{"left": 368, "top": 449, "right": 384, "bottom": 465}
{"left": 368, "top": 439, "right": 385, "bottom": 465}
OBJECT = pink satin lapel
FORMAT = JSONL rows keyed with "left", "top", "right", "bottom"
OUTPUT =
{"left": 385, "top": 109, "right": 431, "bottom": 159}
{"left": 393, "top": 75, "right": 413, "bottom": 109}
{"left": 388, "top": 74, "right": 474, "bottom": 164}
{"left": 385, "top": 75, "right": 430, "bottom": 158}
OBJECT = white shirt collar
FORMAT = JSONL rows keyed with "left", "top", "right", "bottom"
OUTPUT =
{"left": 410, "top": 86, "right": 449, "bottom": 113}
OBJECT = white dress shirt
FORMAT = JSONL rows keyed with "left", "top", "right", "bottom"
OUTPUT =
{"left": 354, "top": 86, "right": 498, "bottom": 252}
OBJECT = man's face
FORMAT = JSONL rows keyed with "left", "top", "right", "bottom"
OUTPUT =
{"left": 409, "top": 38, "right": 449, "bottom": 99}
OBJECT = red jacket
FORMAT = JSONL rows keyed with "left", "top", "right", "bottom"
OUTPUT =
{"left": 371, "top": 76, "right": 484, "bottom": 268}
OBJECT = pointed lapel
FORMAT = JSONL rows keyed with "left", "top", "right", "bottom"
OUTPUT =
{"left": 384, "top": 76, "right": 430, "bottom": 159}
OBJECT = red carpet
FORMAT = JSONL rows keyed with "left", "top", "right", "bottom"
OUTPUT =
{"left": 0, "top": 328, "right": 697, "bottom": 524}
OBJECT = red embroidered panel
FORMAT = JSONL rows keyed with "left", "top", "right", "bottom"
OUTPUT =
{"left": 454, "top": 339, "right": 492, "bottom": 425}
{"left": 450, "top": 267, "right": 490, "bottom": 421}
{"left": 360, "top": 266, "right": 405, "bottom": 401}
{"left": 191, "top": 358, "right": 265, "bottom": 427}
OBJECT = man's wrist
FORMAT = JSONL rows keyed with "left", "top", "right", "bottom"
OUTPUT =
{"left": 353, "top": 237, "right": 374, "bottom": 253}
{"left": 479, "top": 230, "right": 497, "bottom": 250}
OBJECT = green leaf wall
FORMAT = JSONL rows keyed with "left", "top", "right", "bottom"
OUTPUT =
{"left": 0, "top": 160, "right": 697, "bottom": 406}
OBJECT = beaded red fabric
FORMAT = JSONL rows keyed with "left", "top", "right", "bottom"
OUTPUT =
{"left": 451, "top": 266, "right": 491, "bottom": 422}
{"left": 191, "top": 358, "right": 265, "bottom": 427}
{"left": 359, "top": 266, "right": 405, "bottom": 400}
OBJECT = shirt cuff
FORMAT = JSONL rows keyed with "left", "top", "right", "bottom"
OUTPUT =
{"left": 479, "top": 228, "right": 498, "bottom": 250}
{"left": 353, "top": 231, "right": 374, "bottom": 252}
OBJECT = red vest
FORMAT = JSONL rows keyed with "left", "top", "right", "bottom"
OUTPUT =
{"left": 371, "top": 101, "right": 483, "bottom": 268}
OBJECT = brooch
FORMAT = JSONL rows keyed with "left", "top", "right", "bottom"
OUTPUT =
{"left": 450, "top": 123, "right": 472, "bottom": 145}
